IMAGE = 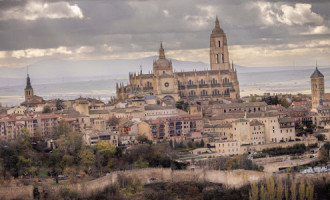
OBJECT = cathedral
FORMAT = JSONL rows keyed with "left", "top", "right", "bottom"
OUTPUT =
{"left": 116, "top": 17, "right": 240, "bottom": 103}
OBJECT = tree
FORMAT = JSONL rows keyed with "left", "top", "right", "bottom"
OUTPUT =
{"left": 56, "top": 132, "right": 82, "bottom": 155}
{"left": 319, "top": 148, "right": 329, "bottom": 163}
{"left": 63, "top": 167, "right": 77, "bottom": 183}
{"left": 260, "top": 184, "right": 267, "bottom": 200}
{"left": 96, "top": 141, "right": 116, "bottom": 173}
{"left": 79, "top": 147, "right": 95, "bottom": 170}
{"left": 281, "top": 98, "right": 291, "bottom": 108}
{"left": 249, "top": 183, "right": 258, "bottom": 200}
{"left": 42, "top": 105, "right": 52, "bottom": 113}
{"left": 276, "top": 179, "right": 284, "bottom": 200}
{"left": 137, "top": 135, "right": 152, "bottom": 144}
{"left": 250, "top": 96, "right": 257, "bottom": 102}
{"left": 305, "top": 182, "right": 314, "bottom": 200}
{"left": 298, "top": 181, "right": 305, "bottom": 200}
{"left": 284, "top": 184, "right": 289, "bottom": 200}
{"left": 200, "top": 139, "right": 205, "bottom": 148}
{"left": 266, "top": 178, "right": 275, "bottom": 199}
{"left": 134, "top": 157, "right": 149, "bottom": 169}
{"left": 107, "top": 116, "right": 120, "bottom": 126}
{"left": 315, "top": 134, "right": 325, "bottom": 141}
{"left": 56, "top": 99, "right": 64, "bottom": 110}
{"left": 291, "top": 182, "right": 297, "bottom": 200}
{"left": 56, "top": 120, "right": 71, "bottom": 137}
{"left": 175, "top": 101, "right": 189, "bottom": 112}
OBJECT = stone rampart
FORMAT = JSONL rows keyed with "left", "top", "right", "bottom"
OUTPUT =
{"left": 1, "top": 169, "right": 329, "bottom": 200}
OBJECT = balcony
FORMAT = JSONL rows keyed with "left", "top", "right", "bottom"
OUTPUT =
{"left": 223, "top": 83, "right": 233, "bottom": 87}
{"left": 187, "top": 85, "right": 197, "bottom": 89}
{"left": 211, "top": 83, "right": 221, "bottom": 88}
{"left": 143, "top": 87, "right": 153, "bottom": 92}
{"left": 199, "top": 84, "right": 209, "bottom": 88}
{"left": 178, "top": 86, "right": 185, "bottom": 90}
{"left": 212, "top": 94, "right": 222, "bottom": 97}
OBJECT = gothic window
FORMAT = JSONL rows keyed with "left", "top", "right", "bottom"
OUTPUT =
{"left": 189, "top": 90, "right": 196, "bottom": 96}
{"left": 218, "top": 40, "right": 221, "bottom": 48}
{"left": 216, "top": 54, "right": 219, "bottom": 64}
{"left": 200, "top": 79, "right": 205, "bottom": 85}
{"left": 201, "top": 90, "right": 207, "bottom": 96}
{"left": 145, "top": 81, "right": 152, "bottom": 88}
{"left": 223, "top": 78, "right": 229, "bottom": 83}
{"left": 188, "top": 80, "right": 193, "bottom": 85}
{"left": 211, "top": 78, "right": 217, "bottom": 84}
{"left": 224, "top": 88, "right": 230, "bottom": 95}
{"left": 221, "top": 54, "right": 224, "bottom": 63}
{"left": 212, "top": 90, "right": 220, "bottom": 95}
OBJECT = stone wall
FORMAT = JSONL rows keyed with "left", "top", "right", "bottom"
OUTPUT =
{"left": 0, "top": 185, "right": 33, "bottom": 200}
{"left": 1, "top": 169, "right": 329, "bottom": 200}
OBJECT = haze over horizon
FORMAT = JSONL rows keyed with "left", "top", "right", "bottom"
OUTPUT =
{"left": 0, "top": 0, "right": 329, "bottom": 70}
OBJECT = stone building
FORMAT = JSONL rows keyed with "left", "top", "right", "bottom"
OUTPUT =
{"left": 116, "top": 17, "right": 240, "bottom": 103}
{"left": 137, "top": 114, "right": 203, "bottom": 141}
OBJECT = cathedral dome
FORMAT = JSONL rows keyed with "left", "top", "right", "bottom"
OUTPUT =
{"left": 156, "top": 58, "right": 170, "bottom": 68}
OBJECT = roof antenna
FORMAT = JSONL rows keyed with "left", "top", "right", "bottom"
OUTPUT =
{"left": 140, "top": 65, "right": 142, "bottom": 74}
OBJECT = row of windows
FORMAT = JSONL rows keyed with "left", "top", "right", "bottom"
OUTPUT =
{"left": 183, "top": 89, "right": 226, "bottom": 97}
{"left": 216, "top": 54, "right": 225, "bottom": 64}
{"left": 218, "top": 143, "right": 238, "bottom": 147}
{"left": 219, "top": 148, "right": 239, "bottom": 153}
{"left": 251, "top": 137, "right": 264, "bottom": 140}
{"left": 181, "top": 78, "right": 230, "bottom": 86}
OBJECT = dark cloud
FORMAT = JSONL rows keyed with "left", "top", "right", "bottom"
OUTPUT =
{"left": 0, "top": 0, "right": 329, "bottom": 67}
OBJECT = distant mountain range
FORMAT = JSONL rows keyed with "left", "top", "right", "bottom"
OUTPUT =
{"left": 0, "top": 57, "right": 329, "bottom": 106}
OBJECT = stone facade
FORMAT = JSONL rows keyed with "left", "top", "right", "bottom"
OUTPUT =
{"left": 116, "top": 17, "right": 240, "bottom": 103}
{"left": 311, "top": 67, "right": 325, "bottom": 110}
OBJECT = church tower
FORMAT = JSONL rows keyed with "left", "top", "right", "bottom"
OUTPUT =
{"left": 210, "top": 17, "right": 230, "bottom": 70}
{"left": 311, "top": 66, "right": 324, "bottom": 111}
{"left": 24, "top": 73, "right": 34, "bottom": 102}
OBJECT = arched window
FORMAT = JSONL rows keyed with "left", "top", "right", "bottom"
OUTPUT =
{"left": 211, "top": 78, "right": 217, "bottom": 84}
{"left": 212, "top": 90, "right": 219, "bottom": 95}
{"left": 216, "top": 54, "right": 219, "bottom": 64}
{"left": 200, "top": 79, "right": 205, "bottom": 85}
{"left": 223, "top": 78, "right": 229, "bottom": 83}
{"left": 201, "top": 90, "right": 207, "bottom": 96}
{"left": 224, "top": 88, "right": 230, "bottom": 95}
{"left": 218, "top": 41, "right": 221, "bottom": 48}
{"left": 189, "top": 90, "right": 196, "bottom": 96}
{"left": 188, "top": 80, "right": 193, "bottom": 85}
{"left": 221, "top": 54, "right": 224, "bottom": 63}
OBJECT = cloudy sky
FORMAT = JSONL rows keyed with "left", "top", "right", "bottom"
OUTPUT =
{"left": 0, "top": 0, "right": 329, "bottom": 68}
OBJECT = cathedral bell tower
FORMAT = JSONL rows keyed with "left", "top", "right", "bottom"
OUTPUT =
{"left": 24, "top": 73, "right": 34, "bottom": 102}
{"left": 209, "top": 17, "right": 230, "bottom": 70}
{"left": 311, "top": 66, "right": 324, "bottom": 111}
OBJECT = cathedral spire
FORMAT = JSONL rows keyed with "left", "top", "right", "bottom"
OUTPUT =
{"left": 212, "top": 16, "right": 224, "bottom": 34}
{"left": 159, "top": 42, "right": 165, "bottom": 59}
{"left": 25, "top": 71, "right": 32, "bottom": 90}
{"left": 215, "top": 16, "right": 220, "bottom": 28}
